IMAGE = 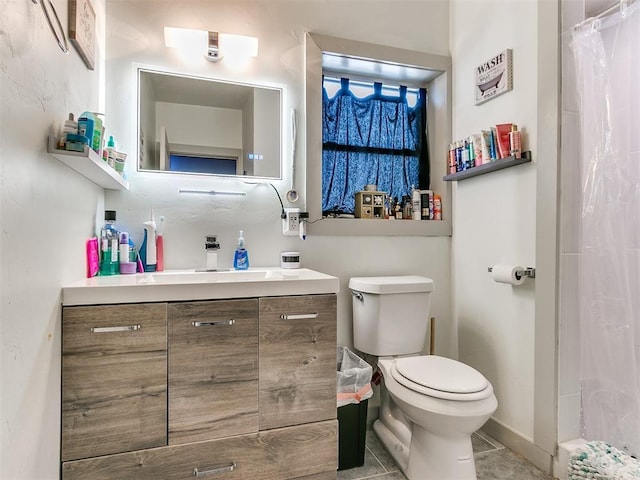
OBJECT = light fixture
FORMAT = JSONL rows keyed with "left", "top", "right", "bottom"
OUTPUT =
{"left": 164, "top": 27, "right": 258, "bottom": 63}
{"left": 179, "top": 189, "right": 246, "bottom": 196}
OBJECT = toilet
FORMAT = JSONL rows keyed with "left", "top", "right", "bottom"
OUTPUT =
{"left": 349, "top": 275, "right": 497, "bottom": 480}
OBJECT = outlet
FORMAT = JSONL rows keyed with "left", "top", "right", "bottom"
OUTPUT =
{"left": 282, "top": 208, "right": 300, "bottom": 236}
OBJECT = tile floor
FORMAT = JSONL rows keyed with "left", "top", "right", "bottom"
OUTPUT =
{"left": 337, "top": 428, "right": 555, "bottom": 480}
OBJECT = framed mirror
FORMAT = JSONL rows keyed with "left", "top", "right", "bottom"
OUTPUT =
{"left": 137, "top": 68, "right": 282, "bottom": 178}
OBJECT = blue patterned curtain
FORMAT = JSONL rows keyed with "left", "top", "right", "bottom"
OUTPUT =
{"left": 322, "top": 78, "right": 429, "bottom": 214}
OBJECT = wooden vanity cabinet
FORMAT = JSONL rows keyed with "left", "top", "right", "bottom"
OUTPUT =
{"left": 62, "top": 420, "right": 338, "bottom": 480}
{"left": 61, "top": 303, "right": 168, "bottom": 461}
{"left": 61, "top": 293, "right": 338, "bottom": 479}
{"left": 167, "top": 299, "right": 259, "bottom": 444}
{"left": 259, "top": 294, "right": 338, "bottom": 430}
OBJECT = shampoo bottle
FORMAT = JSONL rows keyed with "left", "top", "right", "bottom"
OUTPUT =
{"left": 233, "top": 230, "right": 249, "bottom": 270}
{"left": 139, "top": 211, "right": 157, "bottom": 272}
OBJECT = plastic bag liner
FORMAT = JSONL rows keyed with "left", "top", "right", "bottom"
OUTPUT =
{"left": 337, "top": 346, "right": 373, "bottom": 407}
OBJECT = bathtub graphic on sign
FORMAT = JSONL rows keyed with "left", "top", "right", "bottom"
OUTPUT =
{"left": 475, "top": 49, "right": 513, "bottom": 105}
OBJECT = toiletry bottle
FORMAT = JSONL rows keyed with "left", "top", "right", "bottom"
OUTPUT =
{"left": 139, "top": 211, "right": 157, "bottom": 272}
{"left": 411, "top": 187, "right": 421, "bottom": 221}
{"left": 77, "top": 115, "right": 94, "bottom": 150}
{"left": 99, "top": 210, "right": 120, "bottom": 276}
{"left": 394, "top": 197, "right": 402, "bottom": 219}
{"left": 79, "top": 112, "right": 103, "bottom": 154}
{"left": 59, "top": 113, "right": 78, "bottom": 149}
{"left": 233, "top": 230, "right": 249, "bottom": 270}
{"left": 118, "top": 232, "right": 137, "bottom": 274}
{"left": 156, "top": 216, "right": 164, "bottom": 272}
{"left": 106, "top": 136, "right": 116, "bottom": 167}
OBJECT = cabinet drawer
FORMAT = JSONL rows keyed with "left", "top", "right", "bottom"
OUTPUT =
{"left": 62, "top": 303, "right": 167, "bottom": 461}
{"left": 168, "top": 299, "right": 259, "bottom": 444}
{"left": 62, "top": 420, "right": 338, "bottom": 480}
{"left": 259, "top": 295, "right": 337, "bottom": 430}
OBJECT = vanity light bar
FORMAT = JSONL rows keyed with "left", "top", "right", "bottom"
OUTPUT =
{"left": 179, "top": 189, "right": 246, "bottom": 196}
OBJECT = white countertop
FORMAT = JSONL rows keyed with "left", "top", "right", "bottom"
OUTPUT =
{"left": 62, "top": 268, "right": 340, "bottom": 306}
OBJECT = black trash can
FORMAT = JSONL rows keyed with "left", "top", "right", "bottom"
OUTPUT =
{"left": 338, "top": 399, "right": 369, "bottom": 470}
{"left": 336, "top": 346, "right": 373, "bottom": 471}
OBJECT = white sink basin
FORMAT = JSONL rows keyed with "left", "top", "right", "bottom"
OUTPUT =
{"left": 147, "top": 269, "right": 289, "bottom": 284}
{"left": 62, "top": 267, "right": 339, "bottom": 306}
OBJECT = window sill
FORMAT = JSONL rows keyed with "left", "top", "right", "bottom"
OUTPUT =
{"left": 307, "top": 217, "right": 451, "bottom": 237}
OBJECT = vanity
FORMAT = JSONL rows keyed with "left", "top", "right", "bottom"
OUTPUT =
{"left": 60, "top": 268, "right": 339, "bottom": 480}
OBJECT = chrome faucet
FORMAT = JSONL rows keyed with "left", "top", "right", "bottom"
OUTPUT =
{"left": 205, "top": 235, "right": 220, "bottom": 271}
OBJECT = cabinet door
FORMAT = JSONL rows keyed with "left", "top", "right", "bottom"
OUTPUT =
{"left": 62, "top": 303, "right": 167, "bottom": 461}
{"left": 168, "top": 299, "right": 259, "bottom": 444}
{"left": 62, "top": 420, "right": 338, "bottom": 480}
{"left": 259, "top": 294, "right": 337, "bottom": 430}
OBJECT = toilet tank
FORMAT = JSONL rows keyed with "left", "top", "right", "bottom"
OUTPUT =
{"left": 349, "top": 276, "right": 434, "bottom": 356}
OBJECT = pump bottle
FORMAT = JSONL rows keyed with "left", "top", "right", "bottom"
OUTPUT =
{"left": 233, "top": 230, "right": 249, "bottom": 270}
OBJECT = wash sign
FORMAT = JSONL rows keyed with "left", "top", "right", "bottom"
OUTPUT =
{"left": 474, "top": 49, "right": 513, "bottom": 105}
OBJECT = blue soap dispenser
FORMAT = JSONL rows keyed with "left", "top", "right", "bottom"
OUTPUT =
{"left": 233, "top": 230, "right": 249, "bottom": 270}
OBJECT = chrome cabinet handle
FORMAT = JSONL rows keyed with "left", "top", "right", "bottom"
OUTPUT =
{"left": 280, "top": 313, "right": 318, "bottom": 320}
{"left": 193, "top": 462, "right": 236, "bottom": 477}
{"left": 91, "top": 324, "right": 141, "bottom": 333}
{"left": 191, "top": 319, "right": 235, "bottom": 327}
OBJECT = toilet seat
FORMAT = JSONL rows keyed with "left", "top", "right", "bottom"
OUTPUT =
{"left": 390, "top": 356, "right": 493, "bottom": 402}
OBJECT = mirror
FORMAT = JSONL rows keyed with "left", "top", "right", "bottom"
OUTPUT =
{"left": 137, "top": 69, "right": 282, "bottom": 178}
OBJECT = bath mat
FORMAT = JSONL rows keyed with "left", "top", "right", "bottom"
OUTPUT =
{"left": 569, "top": 440, "right": 640, "bottom": 479}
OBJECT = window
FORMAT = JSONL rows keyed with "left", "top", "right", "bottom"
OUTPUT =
{"left": 321, "top": 76, "right": 429, "bottom": 216}
{"left": 305, "top": 33, "right": 452, "bottom": 236}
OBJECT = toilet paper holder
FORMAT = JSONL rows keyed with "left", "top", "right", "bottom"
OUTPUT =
{"left": 487, "top": 266, "right": 536, "bottom": 279}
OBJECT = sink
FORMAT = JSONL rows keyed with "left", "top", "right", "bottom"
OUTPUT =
{"left": 148, "top": 269, "right": 281, "bottom": 284}
{"left": 62, "top": 267, "right": 339, "bottom": 306}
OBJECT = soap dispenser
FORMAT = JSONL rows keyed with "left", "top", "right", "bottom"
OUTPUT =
{"left": 233, "top": 230, "right": 249, "bottom": 270}
{"left": 139, "top": 210, "right": 157, "bottom": 272}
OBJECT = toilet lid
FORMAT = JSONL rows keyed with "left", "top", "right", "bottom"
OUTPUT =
{"left": 394, "top": 356, "right": 489, "bottom": 394}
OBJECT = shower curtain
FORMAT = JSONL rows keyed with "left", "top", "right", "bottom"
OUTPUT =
{"left": 571, "top": 1, "right": 640, "bottom": 456}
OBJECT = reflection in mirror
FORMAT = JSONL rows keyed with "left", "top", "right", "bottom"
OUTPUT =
{"left": 137, "top": 69, "right": 282, "bottom": 178}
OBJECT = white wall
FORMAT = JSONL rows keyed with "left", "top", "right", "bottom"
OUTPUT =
{"left": 451, "top": 0, "right": 540, "bottom": 444}
{"left": 0, "top": 1, "right": 107, "bottom": 478}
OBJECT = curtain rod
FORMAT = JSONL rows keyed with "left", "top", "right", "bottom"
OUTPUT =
{"left": 323, "top": 76, "right": 420, "bottom": 94}
{"left": 574, "top": 0, "right": 637, "bottom": 29}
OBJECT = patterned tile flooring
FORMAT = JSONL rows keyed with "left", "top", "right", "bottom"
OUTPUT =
{"left": 337, "top": 429, "right": 555, "bottom": 480}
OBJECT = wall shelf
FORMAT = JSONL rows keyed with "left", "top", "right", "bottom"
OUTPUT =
{"left": 47, "top": 136, "right": 129, "bottom": 191}
{"left": 443, "top": 151, "right": 532, "bottom": 182}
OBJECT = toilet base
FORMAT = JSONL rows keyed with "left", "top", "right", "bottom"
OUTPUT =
{"left": 374, "top": 419, "right": 478, "bottom": 480}
{"left": 373, "top": 419, "right": 409, "bottom": 471}
{"left": 407, "top": 425, "right": 477, "bottom": 480}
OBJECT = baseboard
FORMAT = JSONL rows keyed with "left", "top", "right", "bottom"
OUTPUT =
{"left": 481, "top": 418, "right": 555, "bottom": 475}
{"left": 553, "top": 438, "right": 588, "bottom": 480}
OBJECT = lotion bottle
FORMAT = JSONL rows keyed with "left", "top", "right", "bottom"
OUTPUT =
{"left": 233, "top": 230, "right": 249, "bottom": 270}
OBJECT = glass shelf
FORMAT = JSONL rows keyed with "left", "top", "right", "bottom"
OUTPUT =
{"left": 47, "top": 136, "right": 129, "bottom": 191}
{"left": 443, "top": 151, "right": 532, "bottom": 182}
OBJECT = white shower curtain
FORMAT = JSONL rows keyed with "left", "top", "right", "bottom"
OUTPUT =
{"left": 571, "top": 1, "right": 640, "bottom": 456}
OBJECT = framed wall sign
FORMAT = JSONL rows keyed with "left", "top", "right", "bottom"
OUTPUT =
{"left": 68, "top": 0, "right": 96, "bottom": 70}
{"left": 474, "top": 49, "right": 513, "bottom": 105}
